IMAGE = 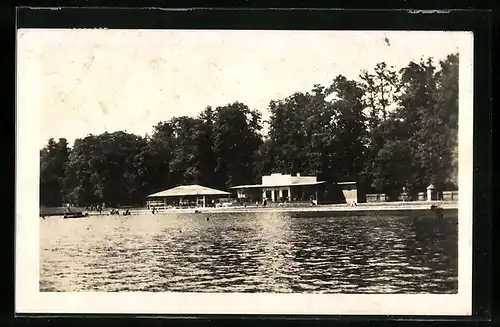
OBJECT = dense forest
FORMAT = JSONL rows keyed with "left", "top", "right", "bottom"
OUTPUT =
{"left": 40, "top": 54, "right": 459, "bottom": 207}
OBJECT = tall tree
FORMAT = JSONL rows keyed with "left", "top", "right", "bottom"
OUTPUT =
{"left": 63, "top": 132, "right": 146, "bottom": 206}
{"left": 435, "top": 54, "right": 459, "bottom": 188}
{"left": 360, "top": 62, "right": 399, "bottom": 125}
{"left": 196, "top": 106, "right": 218, "bottom": 187}
{"left": 266, "top": 91, "right": 313, "bottom": 174}
{"left": 254, "top": 137, "right": 274, "bottom": 181}
{"left": 359, "top": 62, "right": 400, "bottom": 192}
{"left": 63, "top": 135, "right": 102, "bottom": 206}
{"left": 135, "top": 121, "right": 176, "bottom": 195}
{"left": 324, "top": 76, "right": 367, "bottom": 182}
{"left": 371, "top": 54, "right": 459, "bottom": 195}
{"left": 168, "top": 116, "right": 203, "bottom": 185}
{"left": 40, "top": 138, "right": 70, "bottom": 206}
{"left": 264, "top": 76, "right": 367, "bottom": 185}
{"left": 99, "top": 132, "right": 146, "bottom": 206}
{"left": 399, "top": 57, "right": 442, "bottom": 192}
{"left": 212, "top": 102, "right": 263, "bottom": 189}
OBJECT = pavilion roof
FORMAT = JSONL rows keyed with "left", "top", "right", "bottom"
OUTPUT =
{"left": 147, "top": 185, "right": 230, "bottom": 198}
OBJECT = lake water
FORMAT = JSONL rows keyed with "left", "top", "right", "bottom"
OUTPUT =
{"left": 40, "top": 210, "right": 458, "bottom": 293}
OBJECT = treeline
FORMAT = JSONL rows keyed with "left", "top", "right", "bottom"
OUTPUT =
{"left": 40, "top": 54, "right": 458, "bottom": 207}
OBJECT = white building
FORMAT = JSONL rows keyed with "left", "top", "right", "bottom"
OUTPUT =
{"left": 230, "top": 173, "right": 326, "bottom": 203}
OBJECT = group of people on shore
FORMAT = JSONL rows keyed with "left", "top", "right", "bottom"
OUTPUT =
{"left": 110, "top": 208, "right": 131, "bottom": 215}
{"left": 85, "top": 204, "right": 103, "bottom": 213}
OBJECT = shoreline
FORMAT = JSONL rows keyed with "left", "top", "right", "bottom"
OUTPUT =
{"left": 74, "top": 201, "right": 457, "bottom": 217}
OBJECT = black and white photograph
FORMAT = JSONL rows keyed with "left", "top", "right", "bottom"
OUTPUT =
{"left": 16, "top": 26, "right": 473, "bottom": 315}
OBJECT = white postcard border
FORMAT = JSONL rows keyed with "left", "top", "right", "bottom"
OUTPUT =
{"left": 15, "top": 30, "right": 474, "bottom": 316}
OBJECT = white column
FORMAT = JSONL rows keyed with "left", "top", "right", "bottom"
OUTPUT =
{"left": 427, "top": 184, "right": 435, "bottom": 202}
{"left": 279, "top": 188, "right": 283, "bottom": 199}
{"left": 262, "top": 189, "right": 266, "bottom": 201}
{"left": 271, "top": 189, "right": 275, "bottom": 202}
{"left": 288, "top": 187, "right": 291, "bottom": 201}
{"left": 203, "top": 196, "right": 206, "bottom": 208}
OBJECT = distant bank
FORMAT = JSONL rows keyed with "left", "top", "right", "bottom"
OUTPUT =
{"left": 138, "top": 201, "right": 458, "bottom": 215}
{"left": 37, "top": 200, "right": 458, "bottom": 218}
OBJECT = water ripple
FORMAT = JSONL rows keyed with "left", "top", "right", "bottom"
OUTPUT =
{"left": 40, "top": 212, "right": 458, "bottom": 293}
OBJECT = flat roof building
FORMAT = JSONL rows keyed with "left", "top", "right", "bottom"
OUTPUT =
{"left": 230, "top": 173, "right": 326, "bottom": 203}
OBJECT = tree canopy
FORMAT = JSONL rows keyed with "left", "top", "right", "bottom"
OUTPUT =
{"left": 40, "top": 53, "right": 459, "bottom": 206}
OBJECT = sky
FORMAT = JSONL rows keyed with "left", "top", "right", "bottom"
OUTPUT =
{"left": 16, "top": 29, "right": 466, "bottom": 148}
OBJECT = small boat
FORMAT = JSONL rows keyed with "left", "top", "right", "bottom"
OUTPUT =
{"left": 63, "top": 211, "right": 89, "bottom": 219}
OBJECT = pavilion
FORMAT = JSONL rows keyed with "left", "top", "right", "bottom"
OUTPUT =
{"left": 146, "top": 184, "right": 230, "bottom": 209}
{"left": 230, "top": 173, "right": 326, "bottom": 203}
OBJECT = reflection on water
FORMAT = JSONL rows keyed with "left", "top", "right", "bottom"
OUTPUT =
{"left": 40, "top": 211, "right": 458, "bottom": 293}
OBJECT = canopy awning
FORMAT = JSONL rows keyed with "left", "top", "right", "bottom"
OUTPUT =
{"left": 230, "top": 181, "right": 326, "bottom": 189}
{"left": 147, "top": 185, "right": 230, "bottom": 198}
